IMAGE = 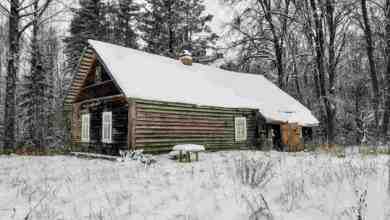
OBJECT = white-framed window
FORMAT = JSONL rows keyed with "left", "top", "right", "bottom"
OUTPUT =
{"left": 235, "top": 117, "right": 247, "bottom": 142}
{"left": 102, "top": 111, "right": 112, "bottom": 143}
{"left": 81, "top": 113, "right": 90, "bottom": 142}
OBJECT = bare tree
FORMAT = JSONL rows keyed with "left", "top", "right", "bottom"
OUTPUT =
{"left": 258, "top": 0, "right": 291, "bottom": 89}
{"left": 358, "top": 0, "right": 381, "bottom": 142}
{"left": 294, "top": 0, "right": 350, "bottom": 144}
{"left": 223, "top": 0, "right": 293, "bottom": 89}
{"left": 0, "top": 0, "right": 53, "bottom": 149}
{"left": 382, "top": 0, "right": 390, "bottom": 141}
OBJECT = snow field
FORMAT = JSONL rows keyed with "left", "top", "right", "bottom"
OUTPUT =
{"left": 0, "top": 150, "right": 389, "bottom": 220}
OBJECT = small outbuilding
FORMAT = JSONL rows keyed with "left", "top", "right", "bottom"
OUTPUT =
{"left": 65, "top": 40, "right": 319, "bottom": 154}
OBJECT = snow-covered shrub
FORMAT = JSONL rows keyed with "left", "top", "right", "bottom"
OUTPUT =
{"left": 355, "top": 189, "right": 367, "bottom": 220}
{"left": 387, "top": 159, "right": 390, "bottom": 196}
{"left": 338, "top": 189, "right": 367, "bottom": 220}
{"left": 242, "top": 192, "right": 274, "bottom": 220}
{"left": 343, "top": 159, "right": 378, "bottom": 186}
{"left": 278, "top": 177, "right": 308, "bottom": 212}
{"left": 234, "top": 155, "right": 274, "bottom": 188}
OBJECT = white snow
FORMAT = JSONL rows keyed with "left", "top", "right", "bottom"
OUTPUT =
{"left": 1, "top": 150, "right": 389, "bottom": 220}
{"left": 88, "top": 40, "right": 319, "bottom": 127}
{"left": 172, "top": 144, "right": 205, "bottom": 152}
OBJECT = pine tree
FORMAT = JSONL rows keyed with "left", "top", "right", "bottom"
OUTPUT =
{"left": 140, "top": 0, "right": 217, "bottom": 58}
{"left": 64, "top": 0, "right": 110, "bottom": 75}
{"left": 20, "top": 23, "right": 61, "bottom": 149}
{"left": 177, "top": 0, "right": 218, "bottom": 57}
{"left": 110, "top": 0, "right": 140, "bottom": 48}
{"left": 20, "top": 1, "right": 53, "bottom": 149}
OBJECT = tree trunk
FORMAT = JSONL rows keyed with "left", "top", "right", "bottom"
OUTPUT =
{"left": 258, "top": 0, "right": 286, "bottom": 89}
{"left": 167, "top": 0, "right": 175, "bottom": 57}
{"left": 310, "top": 0, "right": 335, "bottom": 143}
{"left": 382, "top": 0, "right": 390, "bottom": 141}
{"left": 361, "top": 0, "right": 380, "bottom": 138}
{"left": 30, "top": 0, "right": 44, "bottom": 149}
{"left": 325, "top": 0, "right": 337, "bottom": 144}
{"left": 4, "top": 0, "right": 20, "bottom": 149}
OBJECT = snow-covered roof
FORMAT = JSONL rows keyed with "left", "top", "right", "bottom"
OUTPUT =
{"left": 87, "top": 40, "right": 319, "bottom": 126}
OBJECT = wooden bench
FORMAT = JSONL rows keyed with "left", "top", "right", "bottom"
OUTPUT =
{"left": 172, "top": 144, "right": 205, "bottom": 162}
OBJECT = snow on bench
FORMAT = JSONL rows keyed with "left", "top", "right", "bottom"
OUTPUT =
{"left": 172, "top": 144, "right": 205, "bottom": 162}
{"left": 172, "top": 144, "right": 205, "bottom": 152}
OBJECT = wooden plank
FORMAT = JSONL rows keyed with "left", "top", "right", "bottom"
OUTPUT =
{"left": 79, "top": 66, "right": 90, "bottom": 71}
{"left": 127, "top": 99, "right": 136, "bottom": 150}
{"left": 77, "top": 94, "right": 127, "bottom": 105}
{"left": 137, "top": 113, "right": 232, "bottom": 122}
{"left": 135, "top": 140, "right": 236, "bottom": 147}
{"left": 81, "top": 80, "right": 114, "bottom": 91}
{"left": 135, "top": 126, "right": 231, "bottom": 131}
{"left": 131, "top": 99, "right": 259, "bottom": 152}
{"left": 137, "top": 109, "right": 234, "bottom": 118}
{"left": 135, "top": 131, "right": 232, "bottom": 137}
{"left": 77, "top": 70, "right": 89, "bottom": 75}
{"left": 136, "top": 138, "right": 234, "bottom": 144}
{"left": 136, "top": 116, "right": 230, "bottom": 124}
{"left": 134, "top": 98, "right": 256, "bottom": 112}
{"left": 83, "top": 53, "right": 95, "bottom": 60}
{"left": 72, "top": 83, "right": 84, "bottom": 88}
{"left": 81, "top": 57, "right": 94, "bottom": 64}
{"left": 136, "top": 133, "right": 234, "bottom": 138}
{"left": 137, "top": 103, "right": 244, "bottom": 115}
{"left": 71, "top": 103, "right": 82, "bottom": 142}
{"left": 136, "top": 120, "right": 230, "bottom": 127}
{"left": 137, "top": 104, "right": 242, "bottom": 115}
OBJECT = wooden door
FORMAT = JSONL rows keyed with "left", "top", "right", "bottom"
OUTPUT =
{"left": 280, "top": 123, "right": 303, "bottom": 152}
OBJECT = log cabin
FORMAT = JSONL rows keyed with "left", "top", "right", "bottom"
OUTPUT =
{"left": 64, "top": 40, "right": 319, "bottom": 155}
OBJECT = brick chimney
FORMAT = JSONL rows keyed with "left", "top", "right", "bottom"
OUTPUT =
{"left": 179, "top": 50, "right": 193, "bottom": 66}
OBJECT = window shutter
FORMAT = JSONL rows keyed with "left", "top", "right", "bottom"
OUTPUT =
{"left": 81, "top": 114, "right": 90, "bottom": 142}
{"left": 235, "top": 117, "right": 247, "bottom": 142}
{"left": 102, "top": 112, "right": 112, "bottom": 143}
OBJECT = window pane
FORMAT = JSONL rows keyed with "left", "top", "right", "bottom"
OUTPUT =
{"left": 235, "top": 117, "right": 247, "bottom": 142}
{"left": 102, "top": 112, "right": 112, "bottom": 143}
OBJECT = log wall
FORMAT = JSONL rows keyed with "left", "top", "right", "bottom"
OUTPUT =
{"left": 72, "top": 98, "right": 128, "bottom": 155}
{"left": 131, "top": 99, "right": 259, "bottom": 152}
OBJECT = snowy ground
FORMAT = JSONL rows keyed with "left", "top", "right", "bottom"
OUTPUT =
{"left": 0, "top": 150, "right": 389, "bottom": 220}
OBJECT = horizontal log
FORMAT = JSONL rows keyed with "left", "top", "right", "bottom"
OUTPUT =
{"left": 134, "top": 98, "right": 256, "bottom": 112}
{"left": 81, "top": 80, "right": 114, "bottom": 91}
{"left": 137, "top": 103, "right": 247, "bottom": 115}
{"left": 136, "top": 120, "right": 231, "bottom": 128}
{"left": 77, "top": 71, "right": 88, "bottom": 76}
{"left": 81, "top": 57, "right": 94, "bottom": 64}
{"left": 136, "top": 116, "right": 229, "bottom": 124}
{"left": 135, "top": 129, "right": 233, "bottom": 136}
{"left": 136, "top": 133, "right": 234, "bottom": 138}
{"left": 138, "top": 143, "right": 251, "bottom": 153}
{"left": 136, "top": 137, "right": 234, "bottom": 144}
{"left": 136, "top": 113, "right": 232, "bottom": 123}
{"left": 135, "top": 140, "right": 237, "bottom": 147}
{"left": 137, "top": 109, "right": 233, "bottom": 120}
{"left": 83, "top": 53, "right": 95, "bottom": 59}
{"left": 135, "top": 125, "right": 231, "bottom": 131}
{"left": 67, "top": 92, "right": 79, "bottom": 97}
{"left": 79, "top": 66, "right": 90, "bottom": 71}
